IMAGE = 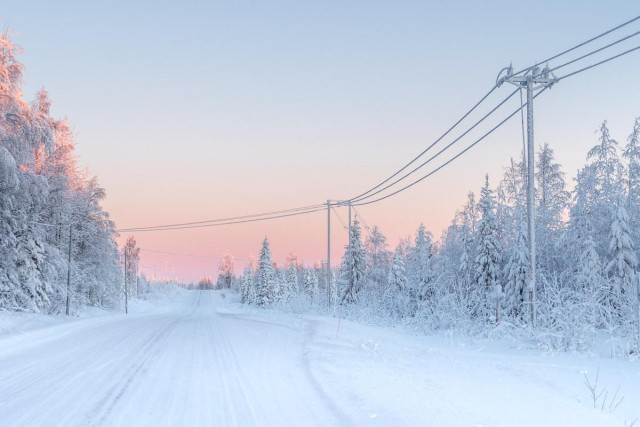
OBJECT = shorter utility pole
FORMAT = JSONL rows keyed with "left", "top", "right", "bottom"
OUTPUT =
{"left": 65, "top": 225, "right": 72, "bottom": 316}
{"left": 327, "top": 200, "right": 331, "bottom": 308}
{"left": 135, "top": 262, "right": 138, "bottom": 298}
{"left": 124, "top": 247, "right": 128, "bottom": 314}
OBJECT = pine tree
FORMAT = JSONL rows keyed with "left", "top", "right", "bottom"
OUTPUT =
{"left": 240, "top": 265, "right": 253, "bottom": 303}
{"left": 256, "top": 237, "right": 276, "bottom": 306}
{"left": 407, "top": 224, "right": 434, "bottom": 302}
{"left": 340, "top": 220, "right": 365, "bottom": 304}
{"left": 474, "top": 175, "right": 502, "bottom": 319}
{"left": 385, "top": 247, "right": 409, "bottom": 318}
{"left": 536, "top": 143, "right": 569, "bottom": 272}
{"left": 571, "top": 201, "right": 602, "bottom": 293}
{"left": 286, "top": 261, "right": 299, "bottom": 295}
{"left": 623, "top": 118, "right": 640, "bottom": 208}
{"left": 503, "top": 214, "right": 529, "bottom": 322}
{"left": 303, "top": 269, "right": 318, "bottom": 301}
{"left": 623, "top": 117, "right": 640, "bottom": 263}
{"left": 605, "top": 197, "right": 637, "bottom": 320}
{"left": 329, "top": 270, "right": 337, "bottom": 308}
{"left": 458, "top": 193, "right": 478, "bottom": 280}
{"left": 364, "top": 225, "right": 391, "bottom": 293}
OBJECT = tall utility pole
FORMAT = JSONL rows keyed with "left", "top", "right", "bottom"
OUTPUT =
{"left": 327, "top": 200, "right": 331, "bottom": 307}
{"left": 65, "top": 225, "right": 72, "bottom": 316}
{"left": 124, "top": 247, "right": 128, "bottom": 314}
{"left": 499, "top": 64, "right": 557, "bottom": 327}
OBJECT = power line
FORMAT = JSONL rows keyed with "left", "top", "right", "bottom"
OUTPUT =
{"left": 344, "top": 15, "right": 640, "bottom": 207}
{"left": 512, "top": 14, "right": 640, "bottom": 76}
{"left": 117, "top": 206, "right": 327, "bottom": 232}
{"left": 557, "top": 44, "right": 640, "bottom": 81}
{"left": 353, "top": 87, "right": 550, "bottom": 207}
{"left": 349, "top": 35, "right": 640, "bottom": 207}
{"left": 331, "top": 206, "right": 349, "bottom": 231}
{"left": 112, "top": 18, "right": 640, "bottom": 234}
{"left": 141, "top": 248, "right": 249, "bottom": 261}
{"left": 116, "top": 203, "right": 326, "bottom": 232}
{"left": 548, "top": 30, "right": 640, "bottom": 74}
{"left": 353, "top": 207, "right": 372, "bottom": 236}
{"left": 343, "top": 85, "right": 499, "bottom": 204}
{"left": 348, "top": 88, "right": 519, "bottom": 204}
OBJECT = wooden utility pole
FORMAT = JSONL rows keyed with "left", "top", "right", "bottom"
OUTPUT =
{"left": 124, "top": 247, "right": 128, "bottom": 314}
{"left": 327, "top": 200, "right": 331, "bottom": 308}
{"left": 65, "top": 225, "right": 72, "bottom": 316}
{"left": 136, "top": 260, "right": 139, "bottom": 298}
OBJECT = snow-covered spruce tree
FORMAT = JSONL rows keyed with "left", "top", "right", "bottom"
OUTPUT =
{"left": 503, "top": 212, "right": 529, "bottom": 323}
{"left": 364, "top": 225, "right": 392, "bottom": 295}
{"left": 256, "top": 237, "right": 276, "bottom": 306}
{"left": 340, "top": 220, "right": 365, "bottom": 304}
{"left": 497, "top": 157, "right": 526, "bottom": 241}
{"left": 458, "top": 193, "right": 479, "bottom": 281}
{"left": 583, "top": 121, "right": 625, "bottom": 256}
{"left": 286, "top": 260, "right": 299, "bottom": 295}
{"left": 623, "top": 118, "right": 640, "bottom": 259}
{"left": 303, "top": 268, "right": 318, "bottom": 301}
{"left": 407, "top": 224, "right": 434, "bottom": 306}
{"left": 473, "top": 175, "right": 502, "bottom": 321}
{"left": 385, "top": 246, "right": 409, "bottom": 319}
{"left": 624, "top": 118, "right": 640, "bottom": 205}
{"left": 240, "top": 265, "right": 253, "bottom": 303}
{"left": 570, "top": 200, "right": 603, "bottom": 294}
{"left": 605, "top": 197, "right": 637, "bottom": 324}
{"left": 329, "top": 270, "right": 337, "bottom": 308}
{"left": 535, "top": 143, "right": 569, "bottom": 273}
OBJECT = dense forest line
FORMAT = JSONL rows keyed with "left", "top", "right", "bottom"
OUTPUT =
{"left": 0, "top": 31, "right": 122, "bottom": 313}
{"left": 240, "top": 120, "right": 640, "bottom": 354}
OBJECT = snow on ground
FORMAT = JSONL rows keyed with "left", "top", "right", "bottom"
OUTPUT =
{"left": 0, "top": 290, "right": 638, "bottom": 426}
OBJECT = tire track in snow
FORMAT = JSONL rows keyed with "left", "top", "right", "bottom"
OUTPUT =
{"left": 212, "top": 310, "right": 353, "bottom": 426}
{"left": 86, "top": 316, "right": 181, "bottom": 426}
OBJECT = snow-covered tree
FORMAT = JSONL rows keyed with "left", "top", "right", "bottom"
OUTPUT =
{"left": 364, "top": 225, "right": 391, "bottom": 292}
{"left": 536, "top": 143, "right": 569, "bottom": 272}
{"left": 256, "top": 237, "right": 276, "bottom": 306}
{"left": 385, "top": 247, "right": 409, "bottom": 318}
{"left": 503, "top": 214, "right": 529, "bottom": 322}
{"left": 328, "top": 270, "right": 337, "bottom": 308}
{"left": 605, "top": 197, "right": 637, "bottom": 320}
{"left": 474, "top": 175, "right": 502, "bottom": 319}
{"left": 241, "top": 265, "right": 255, "bottom": 304}
{"left": 216, "top": 253, "right": 234, "bottom": 289}
{"left": 0, "top": 31, "right": 121, "bottom": 313}
{"left": 303, "top": 269, "right": 318, "bottom": 301}
{"left": 407, "top": 224, "right": 434, "bottom": 303}
{"left": 340, "top": 220, "right": 365, "bottom": 304}
{"left": 623, "top": 118, "right": 640, "bottom": 209}
{"left": 286, "top": 261, "right": 299, "bottom": 295}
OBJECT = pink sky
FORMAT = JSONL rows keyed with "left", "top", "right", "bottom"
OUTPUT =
{"left": 5, "top": 2, "right": 638, "bottom": 283}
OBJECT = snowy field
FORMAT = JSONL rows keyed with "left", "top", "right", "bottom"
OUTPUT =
{"left": 0, "top": 290, "right": 638, "bottom": 427}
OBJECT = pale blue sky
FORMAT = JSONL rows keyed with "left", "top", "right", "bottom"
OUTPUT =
{"left": 2, "top": 1, "right": 639, "bottom": 281}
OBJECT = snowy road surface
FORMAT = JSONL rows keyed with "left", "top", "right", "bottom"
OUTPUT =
{"left": 0, "top": 290, "right": 638, "bottom": 426}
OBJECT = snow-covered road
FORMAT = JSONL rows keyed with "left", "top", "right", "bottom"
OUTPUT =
{"left": 1, "top": 290, "right": 638, "bottom": 427}
{"left": 0, "top": 291, "right": 344, "bottom": 426}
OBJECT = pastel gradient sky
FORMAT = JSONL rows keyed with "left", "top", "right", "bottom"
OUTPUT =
{"left": 3, "top": 1, "right": 639, "bottom": 282}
